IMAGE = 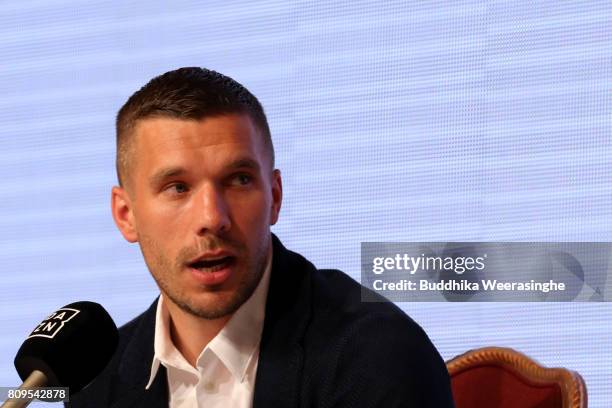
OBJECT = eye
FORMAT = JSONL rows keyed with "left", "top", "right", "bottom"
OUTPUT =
{"left": 164, "top": 182, "right": 189, "bottom": 195}
{"left": 232, "top": 173, "right": 253, "bottom": 186}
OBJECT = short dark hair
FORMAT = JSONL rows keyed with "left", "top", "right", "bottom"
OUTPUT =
{"left": 116, "top": 67, "right": 273, "bottom": 186}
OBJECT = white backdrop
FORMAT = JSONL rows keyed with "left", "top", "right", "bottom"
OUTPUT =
{"left": 1, "top": 1, "right": 610, "bottom": 406}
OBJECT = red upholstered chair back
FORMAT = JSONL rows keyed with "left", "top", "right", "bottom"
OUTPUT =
{"left": 446, "top": 347, "right": 587, "bottom": 408}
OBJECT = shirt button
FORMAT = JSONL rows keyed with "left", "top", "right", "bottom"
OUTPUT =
{"left": 203, "top": 381, "right": 215, "bottom": 392}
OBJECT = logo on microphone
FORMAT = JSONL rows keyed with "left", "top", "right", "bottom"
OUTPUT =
{"left": 27, "top": 308, "right": 80, "bottom": 339}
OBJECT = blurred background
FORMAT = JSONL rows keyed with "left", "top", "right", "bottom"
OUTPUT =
{"left": 0, "top": 1, "right": 610, "bottom": 406}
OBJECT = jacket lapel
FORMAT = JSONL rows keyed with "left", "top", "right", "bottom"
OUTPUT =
{"left": 109, "top": 366, "right": 168, "bottom": 408}
{"left": 252, "top": 235, "right": 313, "bottom": 407}
{"left": 111, "top": 299, "right": 169, "bottom": 408}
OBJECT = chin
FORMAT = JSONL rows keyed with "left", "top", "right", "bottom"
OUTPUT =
{"left": 178, "top": 291, "right": 244, "bottom": 320}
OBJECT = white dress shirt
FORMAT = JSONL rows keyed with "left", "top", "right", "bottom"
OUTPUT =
{"left": 145, "top": 254, "right": 272, "bottom": 408}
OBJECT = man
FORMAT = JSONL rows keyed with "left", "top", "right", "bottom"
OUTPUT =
{"left": 68, "top": 67, "right": 454, "bottom": 407}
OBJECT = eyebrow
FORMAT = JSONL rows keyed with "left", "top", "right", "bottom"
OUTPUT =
{"left": 227, "top": 157, "right": 260, "bottom": 172}
{"left": 149, "top": 167, "right": 186, "bottom": 187}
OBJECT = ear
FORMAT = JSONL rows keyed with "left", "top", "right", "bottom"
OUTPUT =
{"left": 269, "top": 169, "right": 283, "bottom": 225}
{"left": 111, "top": 186, "right": 138, "bottom": 243}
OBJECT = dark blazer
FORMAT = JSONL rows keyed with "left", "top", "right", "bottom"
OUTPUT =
{"left": 68, "top": 235, "right": 455, "bottom": 407}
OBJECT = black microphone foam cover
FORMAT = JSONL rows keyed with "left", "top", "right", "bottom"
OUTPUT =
{"left": 14, "top": 301, "right": 118, "bottom": 394}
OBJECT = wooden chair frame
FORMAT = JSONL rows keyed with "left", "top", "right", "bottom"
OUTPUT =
{"left": 446, "top": 347, "right": 587, "bottom": 408}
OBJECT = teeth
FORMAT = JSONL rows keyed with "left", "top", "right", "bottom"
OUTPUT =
{"left": 196, "top": 265, "right": 225, "bottom": 273}
{"left": 191, "top": 257, "right": 231, "bottom": 272}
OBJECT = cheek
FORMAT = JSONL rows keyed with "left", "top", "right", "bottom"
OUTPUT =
{"left": 135, "top": 203, "right": 186, "bottom": 244}
{"left": 231, "top": 194, "right": 271, "bottom": 227}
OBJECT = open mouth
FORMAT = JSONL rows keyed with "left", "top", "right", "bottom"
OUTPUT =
{"left": 188, "top": 256, "right": 235, "bottom": 273}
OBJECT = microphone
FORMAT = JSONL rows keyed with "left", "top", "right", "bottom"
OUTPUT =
{"left": 2, "top": 302, "right": 118, "bottom": 407}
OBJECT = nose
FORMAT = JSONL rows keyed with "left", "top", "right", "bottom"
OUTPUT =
{"left": 194, "top": 183, "right": 231, "bottom": 236}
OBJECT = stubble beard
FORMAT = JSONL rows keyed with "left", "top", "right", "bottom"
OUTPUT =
{"left": 139, "top": 233, "right": 269, "bottom": 320}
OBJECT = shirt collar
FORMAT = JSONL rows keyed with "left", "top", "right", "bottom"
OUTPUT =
{"left": 146, "top": 248, "right": 272, "bottom": 389}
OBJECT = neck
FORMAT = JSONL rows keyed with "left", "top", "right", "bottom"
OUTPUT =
{"left": 165, "top": 301, "right": 231, "bottom": 367}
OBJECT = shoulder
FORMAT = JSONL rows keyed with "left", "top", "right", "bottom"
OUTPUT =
{"left": 302, "top": 268, "right": 454, "bottom": 407}
{"left": 271, "top": 238, "right": 436, "bottom": 354}
{"left": 308, "top": 267, "right": 425, "bottom": 340}
{"left": 111, "top": 300, "right": 158, "bottom": 370}
{"left": 66, "top": 302, "right": 157, "bottom": 407}
{"left": 116, "top": 304, "right": 156, "bottom": 347}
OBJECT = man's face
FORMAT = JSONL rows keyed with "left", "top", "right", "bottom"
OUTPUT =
{"left": 112, "top": 114, "right": 282, "bottom": 319}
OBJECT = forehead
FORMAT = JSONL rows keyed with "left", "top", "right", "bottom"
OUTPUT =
{"left": 132, "top": 114, "right": 262, "bottom": 155}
